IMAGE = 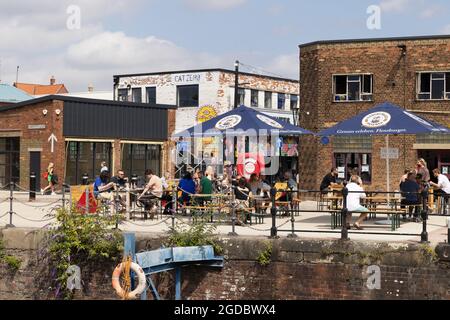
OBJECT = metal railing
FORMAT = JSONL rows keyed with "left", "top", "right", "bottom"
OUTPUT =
{"left": 1, "top": 174, "right": 449, "bottom": 245}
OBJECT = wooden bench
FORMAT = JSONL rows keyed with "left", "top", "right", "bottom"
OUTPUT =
{"left": 330, "top": 209, "right": 407, "bottom": 231}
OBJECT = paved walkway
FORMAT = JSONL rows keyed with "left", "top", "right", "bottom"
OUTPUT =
{"left": 0, "top": 191, "right": 448, "bottom": 245}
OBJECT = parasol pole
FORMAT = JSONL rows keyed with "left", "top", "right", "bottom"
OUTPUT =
{"left": 386, "top": 134, "right": 390, "bottom": 203}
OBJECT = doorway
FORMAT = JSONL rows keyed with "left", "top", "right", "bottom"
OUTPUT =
{"left": 30, "top": 152, "right": 41, "bottom": 191}
{"left": 419, "top": 150, "right": 450, "bottom": 180}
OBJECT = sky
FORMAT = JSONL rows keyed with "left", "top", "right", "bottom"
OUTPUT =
{"left": 0, "top": 0, "right": 449, "bottom": 92}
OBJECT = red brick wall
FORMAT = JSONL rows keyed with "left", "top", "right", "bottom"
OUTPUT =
{"left": 300, "top": 38, "right": 450, "bottom": 190}
{"left": 0, "top": 101, "right": 64, "bottom": 189}
{"left": 1, "top": 235, "right": 449, "bottom": 300}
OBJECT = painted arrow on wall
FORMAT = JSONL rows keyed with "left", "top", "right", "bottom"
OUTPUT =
{"left": 48, "top": 133, "right": 58, "bottom": 153}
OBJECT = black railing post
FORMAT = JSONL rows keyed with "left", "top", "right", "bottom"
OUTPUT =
{"left": 228, "top": 187, "right": 238, "bottom": 236}
{"left": 341, "top": 183, "right": 349, "bottom": 240}
{"left": 62, "top": 183, "right": 66, "bottom": 210}
{"left": 420, "top": 185, "right": 429, "bottom": 243}
{"left": 287, "top": 187, "right": 297, "bottom": 238}
{"left": 6, "top": 181, "right": 15, "bottom": 228}
{"left": 270, "top": 187, "right": 278, "bottom": 239}
{"left": 172, "top": 188, "right": 176, "bottom": 229}
{"left": 29, "top": 172, "right": 36, "bottom": 202}
{"left": 447, "top": 217, "right": 450, "bottom": 244}
{"left": 115, "top": 187, "right": 119, "bottom": 229}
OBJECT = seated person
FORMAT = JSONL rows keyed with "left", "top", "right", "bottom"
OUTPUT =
{"left": 248, "top": 174, "right": 261, "bottom": 196}
{"left": 234, "top": 177, "right": 251, "bottom": 224}
{"left": 137, "top": 169, "right": 163, "bottom": 219}
{"left": 430, "top": 168, "right": 450, "bottom": 215}
{"left": 93, "top": 170, "right": 116, "bottom": 213}
{"left": 178, "top": 172, "right": 196, "bottom": 205}
{"left": 198, "top": 170, "right": 213, "bottom": 205}
{"left": 400, "top": 172, "right": 421, "bottom": 221}
{"left": 111, "top": 169, "right": 128, "bottom": 189}
{"left": 346, "top": 175, "right": 368, "bottom": 230}
{"left": 320, "top": 168, "right": 338, "bottom": 193}
{"left": 277, "top": 171, "right": 297, "bottom": 202}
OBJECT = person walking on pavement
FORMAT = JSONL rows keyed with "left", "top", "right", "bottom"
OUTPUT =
{"left": 41, "top": 162, "right": 56, "bottom": 195}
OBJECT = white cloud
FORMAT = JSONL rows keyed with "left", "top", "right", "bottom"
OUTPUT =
{"left": 66, "top": 31, "right": 223, "bottom": 71}
{"left": 265, "top": 54, "right": 298, "bottom": 80}
{"left": 380, "top": 0, "right": 411, "bottom": 13}
{"left": 0, "top": 0, "right": 296, "bottom": 92}
{"left": 420, "top": 5, "right": 442, "bottom": 19}
{"left": 182, "top": 0, "right": 247, "bottom": 11}
{"left": 441, "top": 25, "right": 450, "bottom": 34}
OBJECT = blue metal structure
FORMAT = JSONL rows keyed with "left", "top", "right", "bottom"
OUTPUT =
{"left": 122, "top": 233, "right": 224, "bottom": 300}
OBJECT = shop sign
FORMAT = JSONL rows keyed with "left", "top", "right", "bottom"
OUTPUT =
{"left": 28, "top": 124, "right": 46, "bottom": 130}
{"left": 173, "top": 73, "right": 201, "bottom": 83}
{"left": 380, "top": 148, "right": 399, "bottom": 159}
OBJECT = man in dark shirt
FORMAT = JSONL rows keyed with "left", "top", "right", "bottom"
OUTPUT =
{"left": 111, "top": 169, "right": 128, "bottom": 189}
{"left": 400, "top": 172, "right": 421, "bottom": 221}
{"left": 320, "top": 168, "right": 338, "bottom": 192}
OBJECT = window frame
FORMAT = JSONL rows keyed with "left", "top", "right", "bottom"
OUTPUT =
{"left": 277, "top": 93, "right": 286, "bottom": 110}
{"left": 177, "top": 84, "right": 199, "bottom": 108}
{"left": 251, "top": 89, "right": 259, "bottom": 108}
{"left": 131, "top": 87, "right": 142, "bottom": 103}
{"left": 146, "top": 86, "right": 157, "bottom": 104}
{"left": 416, "top": 71, "right": 450, "bottom": 101}
{"left": 332, "top": 73, "right": 373, "bottom": 103}
{"left": 118, "top": 88, "right": 129, "bottom": 102}
{"left": 264, "top": 91, "right": 272, "bottom": 109}
{"left": 290, "top": 94, "right": 298, "bottom": 110}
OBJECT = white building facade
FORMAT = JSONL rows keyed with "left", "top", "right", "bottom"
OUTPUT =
{"left": 113, "top": 69, "right": 299, "bottom": 134}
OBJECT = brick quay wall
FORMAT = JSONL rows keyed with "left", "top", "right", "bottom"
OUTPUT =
{"left": 1, "top": 228, "right": 449, "bottom": 300}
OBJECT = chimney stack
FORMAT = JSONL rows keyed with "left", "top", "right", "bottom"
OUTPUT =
{"left": 50, "top": 76, "right": 55, "bottom": 85}
{"left": 88, "top": 83, "right": 94, "bottom": 92}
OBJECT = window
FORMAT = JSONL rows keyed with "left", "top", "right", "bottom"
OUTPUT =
{"left": 251, "top": 90, "right": 259, "bottom": 107}
{"left": 65, "top": 142, "right": 111, "bottom": 185}
{"left": 333, "top": 74, "right": 373, "bottom": 102}
{"left": 417, "top": 72, "right": 450, "bottom": 100}
{"left": 132, "top": 88, "right": 142, "bottom": 103}
{"left": 334, "top": 153, "right": 372, "bottom": 184}
{"left": 177, "top": 85, "right": 199, "bottom": 108}
{"left": 290, "top": 94, "right": 298, "bottom": 110}
{"left": 278, "top": 93, "right": 286, "bottom": 110}
{"left": 121, "top": 144, "right": 161, "bottom": 179}
{"left": 146, "top": 87, "right": 156, "bottom": 104}
{"left": 0, "top": 137, "right": 20, "bottom": 187}
{"left": 264, "top": 92, "right": 272, "bottom": 109}
{"left": 416, "top": 134, "right": 450, "bottom": 144}
{"left": 118, "top": 89, "right": 128, "bottom": 102}
{"left": 238, "top": 88, "right": 245, "bottom": 106}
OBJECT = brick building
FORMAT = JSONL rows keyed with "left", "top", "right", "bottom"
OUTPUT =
{"left": 113, "top": 68, "right": 299, "bottom": 134}
{"left": 299, "top": 35, "right": 450, "bottom": 191}
{"left": 0, "top": 95, "right": 175, "bottom": 189}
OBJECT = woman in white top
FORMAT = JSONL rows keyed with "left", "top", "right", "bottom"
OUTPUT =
{"left": 346, "top": 175, "right": 369, "bottom": 230}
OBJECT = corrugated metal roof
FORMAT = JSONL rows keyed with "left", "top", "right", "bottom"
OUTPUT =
{"left": 0, "top": 84, "right": 33, "bottom": 103}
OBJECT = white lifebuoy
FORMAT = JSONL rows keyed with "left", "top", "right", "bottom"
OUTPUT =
{"left": 111, "top": 262, "right": 146, "bottom": 300}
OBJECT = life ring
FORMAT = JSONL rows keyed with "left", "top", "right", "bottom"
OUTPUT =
{"left": 111, "top": 262, "right": 146, "bottom": 300}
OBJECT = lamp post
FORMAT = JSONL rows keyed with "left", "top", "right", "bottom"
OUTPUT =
{"left": 234, "top": 60, "right": 239, "bottom": 109}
